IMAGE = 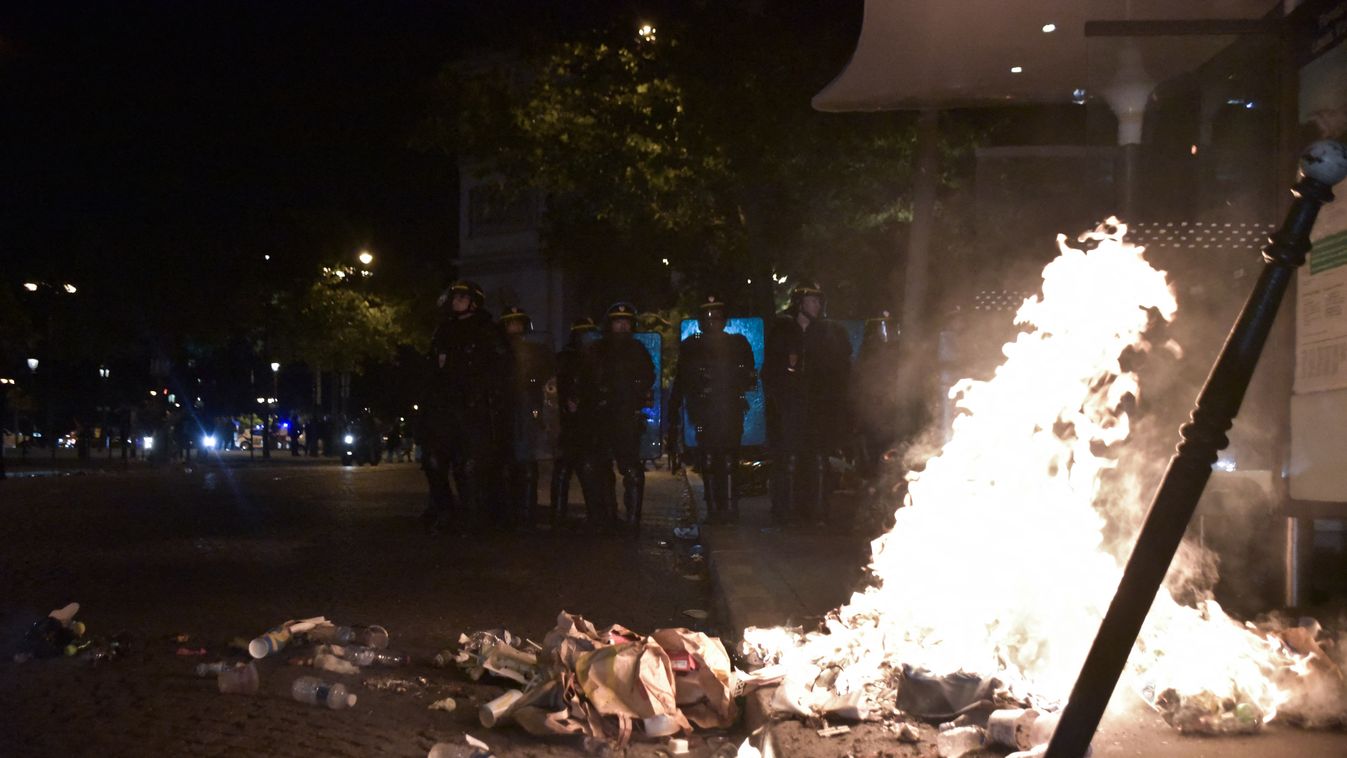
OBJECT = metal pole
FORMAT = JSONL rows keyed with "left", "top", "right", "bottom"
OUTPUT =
{"left": 1047, "top": 141, "right": 1346, "bottom": 758}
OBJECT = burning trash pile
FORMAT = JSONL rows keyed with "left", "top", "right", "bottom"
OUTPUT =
{"left": 734, "top": 219, "right": 1347, "bottom": 754}
{"left": 453, "top": 611, "right": 737, "bottom": 749}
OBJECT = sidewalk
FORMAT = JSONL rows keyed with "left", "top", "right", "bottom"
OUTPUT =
{"left": 693, "top": 481, "right": 875, "bottom": 639}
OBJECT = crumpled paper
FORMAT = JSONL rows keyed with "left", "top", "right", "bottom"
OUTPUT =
{"left": 476, "top": 611, "right": 736, "bottom": 748}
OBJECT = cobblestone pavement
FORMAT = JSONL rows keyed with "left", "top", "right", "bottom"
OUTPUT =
{"left": 0, "top": 461, "right": 726, "bottom": 757}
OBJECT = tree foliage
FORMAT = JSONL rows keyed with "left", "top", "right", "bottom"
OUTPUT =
{"left": 275, "top": 276, "right": 407, "bottom": 374}
{"left": 424, "top": 4, "right": 978, "bottom": 318}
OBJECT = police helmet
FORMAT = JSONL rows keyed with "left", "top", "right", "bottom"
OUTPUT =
{"left": 789, "top": 282, "right": 825, "bottom": 314}
{"left": 500, "top": 306, "right": 533, "bottom": 333}
{"left": 604, "top": 301, "right": 639, "bottom": 325}
{"left": 864, "top": 310, "right": 898, "bottom": 343}
{"left": 696, "top": 295, "right": 728, "bottom": 320}
{"left": 569, "top": 316, "right": 599, "bottom": 333}
{"left": 447, "top": 280, "right": 486, "bottom": 309}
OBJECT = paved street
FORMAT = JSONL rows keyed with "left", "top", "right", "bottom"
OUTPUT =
{"left": 0, "top": 460, "right": 722, "bottom": 757}
{"left": 4, "top": 459, "right": 1346, "bottom": 757}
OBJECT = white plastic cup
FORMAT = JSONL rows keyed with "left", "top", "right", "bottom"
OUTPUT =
{"left": 988, "top": 708, "right": 1040, "bottom": 750}
{"left": 479, "top": 689, "right": 524, "bottom": 727}
{"left": 217, "top": 662, "right": 260, "bottom": 695}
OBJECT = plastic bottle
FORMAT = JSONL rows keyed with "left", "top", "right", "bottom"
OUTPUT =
{"left": 195, "top": 661, "right": 233, "bottom": 677}
{"left": 217, "top": 662, "right": 260, "bottom": 695}
{"left": 339, "top": 645, "right": 408, "bottom": 667}
{"left": 291, "top": 675, "right": 358, "bottom": 709}
{"left": 340, "top": 625, "right": 390, "bottom": 648}
{"left": 935, "top": 725, "right": 985, "bottom": 758}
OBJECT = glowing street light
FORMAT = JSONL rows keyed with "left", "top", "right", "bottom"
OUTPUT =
{"left": 23, "top": 282, "right": 38, "bottom": 291}
{"left": 98, "top": 366, "right": 110, "bottom": 379}
{"left": 62, "top": 283, "right": 77, "bottom": 294}
{"left": 270, "top": 362, "right": 280, "bottom": 373}
{"left": 27, "top": 358, "right": 39, "bottom": 372}
{"left": 637, "top": 22, "right": 656, "bottom": 42}
{"left": 358, "top": 250, "right": 374, "bottom": 266}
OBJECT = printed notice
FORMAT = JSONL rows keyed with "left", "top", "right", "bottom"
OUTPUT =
{"left": 1297, "top": 231, "right": 1347, "bottom": 393}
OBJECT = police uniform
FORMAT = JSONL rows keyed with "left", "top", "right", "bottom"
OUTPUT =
{"left": 551, "top": 317, "right": 599, "bottom": 525}
{"left": 762, "top": 282, "right": 853, "bottom": 524}
{"left": 578, "top": 302, "right": 656, "bottom": 529}
{"left": 500, "top": 306, "right": 556, "bottom": 530}
{"left": 418, "top": 280, "right": 509, "bottom": 533}
{"left": 671, "top": 296, "right": 756, "bottom": 523}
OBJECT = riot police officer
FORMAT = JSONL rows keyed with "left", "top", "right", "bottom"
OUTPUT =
{"left": 551, "top": 316, "right": 599, "bottom": 527}
{"left": 418, "top": 280, "right": 509, "bottom": 534}
{"left": 578, "top": 302, "right": 656, "bottom": 530}
{"left": 500, "top": 306, "right": 556, "bottom": 531}
{"left": 671, "top": 296, "right": 757, "bottom": 524}
{"left": 762, "top": 282, "right": 853, "bottom": 525}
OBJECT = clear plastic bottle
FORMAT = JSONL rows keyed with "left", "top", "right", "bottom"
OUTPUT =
{"left": 195, "top": 661, "right": 233, "bottom": 677}
{"left": 338, "top": 625, "right": 390, "bottom": 648}
{"left": 340, "top": 645, "right": 408, "bottom": 667}
{"left": 291, "top": 675, "right": 358, "bottom": 709}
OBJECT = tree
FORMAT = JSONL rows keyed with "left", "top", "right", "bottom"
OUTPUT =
{"left": 423, "top": 3, "right": 976, "bottom": 318}
{"left": 270, "top": 268, "right": 410, "bottom": 414}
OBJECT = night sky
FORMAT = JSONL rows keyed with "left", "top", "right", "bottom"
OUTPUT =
{"left": 0, "top": 1, "right": 661, "bottom": 334}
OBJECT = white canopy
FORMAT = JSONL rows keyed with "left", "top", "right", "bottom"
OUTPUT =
{"left": 812, "top": 0, "right": 1279, "bottom": 112}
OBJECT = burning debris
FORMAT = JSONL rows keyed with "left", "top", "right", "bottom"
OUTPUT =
{"left": 732, "top": 218, "right": 1347, "bottom": 743}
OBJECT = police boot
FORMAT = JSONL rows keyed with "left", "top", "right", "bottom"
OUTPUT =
{"left": 622, "top": 467, "right": 646, "bottom": 530}
{"left": 579, "top": 457, "right": 614, "bottom": 531}
{"left": 806, "top": 454, "right": 829, "bottom": 526}
{"left": 550, "top": 457, "right": 573, "bottom": 528}
{"left": 520, "top": 461, "right": 539, "bottom": 531}
{"left": 722, "top": 451, "right": 740, "bottom": 524}
{"left": 771, "top": 454, "right": 797, "bottom": 525}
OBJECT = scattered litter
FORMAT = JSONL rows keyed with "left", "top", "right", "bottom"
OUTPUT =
{"left": 455, "top": 629, "right": 541, "bottom": 685}
{"left": 816, "top": 724, "right": 850, "bottom": 738}
{"left": 1148, "top": 688, "right": 1263, "bottom": 735}
{"left": 313, "top": 653, "right": 361, "bottom": 675}
{"left": 249, "top": 616, "right": 331, "bottom": 659}
{"left": 895, "top": 722, "right": 921, "bottom": 742}
{"left": 936, "top": 725, "right": 986, "bottom": 758}
{"left": 292, "top": 675, "right": 357, "bottom": 709}
{"left": 479, "top": 689, "right": 524, "bottom": 727}
{"left": 429, "top": 697, "right": 458, "bottom": 712}
{"left": 15, "top": 602, "right": 85, "bottom": 662}
{"left": 175, "top": 646, "right": 208, "bottom": 657}
{"left": 194, "top": 661, "right": 233, "bottom": 677}
{"left": 363, "top": 675, "right": 428, "bottom": 692}
{"left": 672, "top": 525, "right": 699, "bottom": 540}
{"left": 667, "top": 736, "right": 690, "bottom": 754}
{"left": 988, "top": 708, "right": 1040, "bottom": 750}
{"left": 427, "top": 735, "right": 493, "bottom": 758}
{"left": 306, "top": 623, "right": 390, "bottom": 648}
{"left": 217, "top": 661, "right": 260, "bottom": 695}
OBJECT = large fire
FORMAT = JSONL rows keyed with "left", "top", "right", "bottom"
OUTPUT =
{"left": 744, "top": 219, "right": 1315, "bottom": 737}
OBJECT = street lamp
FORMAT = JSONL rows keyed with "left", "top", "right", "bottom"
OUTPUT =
{"left": 357, "top": 250, "right": 374, "bottom": 267}
{"left": 27, "top": 358, "right": 39, "bottom": 372}
{"left": 98, "top": 366, "right": 110, "bottom": 379}
{"left": 23, "top": 282, "right": 38, "bottom": 292}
